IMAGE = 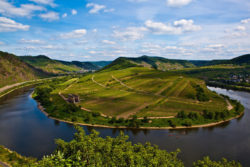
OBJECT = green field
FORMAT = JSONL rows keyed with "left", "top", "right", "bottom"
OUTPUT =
{"left": 58, "top": 67, "right": 228, "bottom": 119}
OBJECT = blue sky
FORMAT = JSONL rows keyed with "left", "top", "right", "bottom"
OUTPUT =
{"left": 0, "top": 0, "right": 250, "bottom": 61}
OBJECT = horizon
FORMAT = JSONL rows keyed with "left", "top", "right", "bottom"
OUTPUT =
{"left": 17, "top": 53, "right": 248, "bottom": 62}
{"left": 0, "top": 0, "right": 249, "bottom": 61}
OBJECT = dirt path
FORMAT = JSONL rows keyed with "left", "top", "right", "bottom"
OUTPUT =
{"left": 92, "top": 75, "right": 107, "bottom": 88}
{"left": 226, "top": 99, "right": 233, "bottom": 110}
{"left": 155, "top": 82, "right": 173, "bottom": 95}
{"left": 137, "top": 116, "right": 175, "bottom": 119}
{"left": 0, "top": 161, "right": 10, "bottom": 167}
{"left": 112, "top": 75, "right": 133, "bottom": 90}
{"left": 116, "top": 103, "right": 150, "bottom": 119}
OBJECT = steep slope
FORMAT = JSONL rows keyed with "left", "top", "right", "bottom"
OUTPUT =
{"left": 19, "top": 56, "right": 83, "bottom": 74}
{"left": 0, "top": 51, "right": 48, "bottom": 88}
{"left": 60, "top": 66, "right": 228, "bottom": 119}
{"left": 189, "top": 54, "right": 250, "bottom": 66}
{"left": 102, "top": 56, "right": 195, "bottom": 71}
{"left": 59, "top": 60, "right": 99, "bottom": 71}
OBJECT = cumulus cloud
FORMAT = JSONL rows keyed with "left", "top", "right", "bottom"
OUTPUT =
{"left": 102, "top": 40, "right": 116, "bottom": 45}
{"left": 0, "top": 0, "right": 45, "bottom": 17}
{"left": 59, "top": 29, "right": 87, "bottom": 39}
{"left": 145, "top": 19, "right": 201, "bottom": 35}
{"left": 241, "top": 18, "right": 250, "bottom": 24}
{"left": 86, "top": 3, "right": 113, "bottom": 14}
{"left": 71, "top": 9, "right": 77, "bottom": 15}
{"left": 39, "top": 11, "right": 59, "bottom": 21}
{"left": 29, "top": 0, "right": 56, "bottom": 7}
{"left": 166, "top": 0, "right": 193, "bottom": 7}
{"left": 113, "top": 27, "right": 148, "bottom": 41}
{"left": 235, "top": 25, "right": 246, "bottom": 31}
{"left": 0, "top": 17, "right": 30, "bottom": 32}
{"left": 62, "top": 13, "right": 67, "bottom": 18}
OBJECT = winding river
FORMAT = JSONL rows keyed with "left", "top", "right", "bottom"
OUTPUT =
{"left": 0, "top": 86, "right": 249, "bottom": 166}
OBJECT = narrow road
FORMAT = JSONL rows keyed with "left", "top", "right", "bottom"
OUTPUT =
{"left": 92, "top": 75, "right": 107, "bottom": 88}
{"left": 0, "top": 161, "right": 10, "bottom": 167}
{"left": 111, "top": 75, "right": 133, "bottom": 89}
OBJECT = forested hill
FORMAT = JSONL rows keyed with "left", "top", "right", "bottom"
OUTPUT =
{"left": 0, "top": 51, "right": 49, "bottom": 88}
{"left": 102, "top": 55, "right": 195, "bottom": 71}
{"left": 19, "top": 55, "right": 111, "bottom": 74}
{"left": 189, "top": 54, "right": 250, "bottom": 66}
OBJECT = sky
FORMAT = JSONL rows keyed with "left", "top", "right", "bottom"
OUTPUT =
{"left": 0, "top": 0, "right": 250, "bottom": 61}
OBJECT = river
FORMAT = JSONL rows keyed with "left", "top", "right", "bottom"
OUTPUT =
{"left": 0, "top": 86, "right": 249, "bottom": 166}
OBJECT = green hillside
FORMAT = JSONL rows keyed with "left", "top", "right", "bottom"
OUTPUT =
{"left": 58, "top": 67, "right": 229, "bottom": 119}
{"left": 19, "top": 55, "right": 84, "bottom": 74}
{"left": 0, "top": 51, "right": 48, "bottom": 88}
{"left": 103, "top": 56, "right": 195, "bottom": 71}
{"left": 189, "top": 54, "right": 250, "bottom": 66}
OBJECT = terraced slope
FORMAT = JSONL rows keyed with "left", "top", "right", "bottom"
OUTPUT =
{"left": 59, "top": 67, "right": 228, "bottom": 118}
{"left": 0, "top": 51, "right": 48, "bottom": 88}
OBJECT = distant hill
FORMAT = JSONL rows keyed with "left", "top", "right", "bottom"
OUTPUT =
{"left": 19, "top": 55, "right": 112, "bottom": 74}
{"left": 0, "top": 51, "right": 49, "bottom": 88}
{"left": 102, "top": 55, "right": 195, "bottom": 71}
{"left": 189, "top": 54, "right": 250, "bottom": 66}
{"left": 19, "top": 55, "right": 84, "bottom": 74}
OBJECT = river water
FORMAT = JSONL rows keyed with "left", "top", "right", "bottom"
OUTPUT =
{"left": 0, "top": 86, "right": 249, "bottom": 166}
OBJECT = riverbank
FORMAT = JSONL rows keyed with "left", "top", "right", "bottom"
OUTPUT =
{"left": 0, "top": 77, "right": 60, "bottom": 99}
{"left": 36, "top": 99, "right": 244, "bottom": 130}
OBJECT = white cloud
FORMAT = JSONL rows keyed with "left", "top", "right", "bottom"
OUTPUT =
{"left": 0, "top": 41, "right": 4, "bottom": 45}
{"left": 0, "top": 0, "right": 45, "bottom": 17}
{"left": 235, "top": 25, "right": 246, "bottom": 31}
{"left": 71, "top": 9, "right": 77, "bottom": 15}
{"left": 0, "top": 17, "right": 30, "bottom": 32}
{"left": 29, "top": 0, "right": 56, "bottom": 7}
{"left": 166, "top": 0, "right": 193, "bottom": 7}
{"left": 113, "top": 27, "right": 148, "bottom": 41}
{"left": 92, "top": 29, "right": 98, "bottom": 33}
{"left": 145, "top": 19, "right": 201, "bottom": 35}
{"left": 241, "top": 18, "right": 250, "bottom": 24}
{"left": 86, "top": 3, "right": 113, "bottom": 14}
{"left": 62, "top": 13, "right": 67, "bottom": 18}
{"left": 207, "top": 44, "right": 225, "bottom": 49}
{"left": 59, "top": 29, "right": 87, "bottom": 39}
{"left": 39, "top": 12, "right": 59, "bottom": 21}
{"left": 102, "top": 40, "right": 116, "bottom": 45}
{"left": 20, "top": 39, "right": 44, "bottom": 44}
{"left": 89, "top": 50, "right": 97, "bottom": 54}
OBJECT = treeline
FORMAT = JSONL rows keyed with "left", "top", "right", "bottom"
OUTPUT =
{"left": 24, "top": 126, "right": 241, "bottom": 167}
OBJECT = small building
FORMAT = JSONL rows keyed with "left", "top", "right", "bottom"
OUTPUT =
{"left": 67, "top": 94, "right": 80, "bottom": 103}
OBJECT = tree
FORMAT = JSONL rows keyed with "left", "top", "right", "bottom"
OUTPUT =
{"left": 193, "top": 156, "right": 242, "bottom": 167}
{"left": 32, "top": 126, "right": 184, "bottom": 167}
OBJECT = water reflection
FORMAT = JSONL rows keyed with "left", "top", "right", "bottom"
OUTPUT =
{"left": 0, "top": 86, "right": 249, "bottom": 167}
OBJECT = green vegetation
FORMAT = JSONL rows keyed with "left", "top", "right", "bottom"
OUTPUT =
{"left": 103, "top": 55, "right": 195, "bottom": 71}
{"left": 19, "top": 55, "right": 108, "bottom": 74}
{"left": 0, "top": 145, "right": 35, "bottom": 167}
{"left": 19, "top": 55, "right": 85, "bottom": 74}
{"left": 0, "top": 127, "right": 242, "bottom": 166}
{"left": 0, "top": 51, "right": 49, "bottom": 88}
{"left": 33, "top": 66, "right": 244, "bottom": 128}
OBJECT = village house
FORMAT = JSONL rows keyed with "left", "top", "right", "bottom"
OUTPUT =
{"left": 67, "top": 94, "right": 80, "bottom": 103}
